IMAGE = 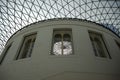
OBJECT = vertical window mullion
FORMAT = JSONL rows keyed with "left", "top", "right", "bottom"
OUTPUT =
{"left": 61, "top": 33, "right": 64, "bottom": 55}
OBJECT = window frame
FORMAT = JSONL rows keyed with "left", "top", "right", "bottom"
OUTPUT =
{"left": 51, "top": 28, "right": 74, "bottom": 55}
{"left": 115, "top": 40, "right": 120, "bottom": 51}
{"left": 88, "top": 31, "right": 111, "bottom": 59}
{"left": 0, "top": 43, "right": 12, "bottom": 64}
{"left": 16, "top": 32, "right": 37, "bottom": 60}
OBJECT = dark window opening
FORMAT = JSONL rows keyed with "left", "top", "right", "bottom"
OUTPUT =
{"left": 16, "top": 33, "right": 37, "bottom": 60}
{"left": 89, "top": 31, "right": 111, "bottom": 59}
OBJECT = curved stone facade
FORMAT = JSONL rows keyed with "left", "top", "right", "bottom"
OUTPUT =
{"left": 0, "top": 18, "right": 120, "bottom": 80}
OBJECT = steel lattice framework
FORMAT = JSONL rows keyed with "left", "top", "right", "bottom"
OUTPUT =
{"left": 0, "top": 0, "right": 120, "bottom": 54}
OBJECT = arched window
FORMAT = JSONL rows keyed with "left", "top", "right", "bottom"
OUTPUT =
{"left": 52, "top": 29, "right": 73, "bottom": 55}
{"left": 54, "top": 34, "right": 62, "bottom": 42}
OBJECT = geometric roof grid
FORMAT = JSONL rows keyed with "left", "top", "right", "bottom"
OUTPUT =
{"left": 0, "top": 0, "right": 120, "bottom": 54}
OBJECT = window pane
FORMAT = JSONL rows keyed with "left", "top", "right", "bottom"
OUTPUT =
{"left": 53, "top": 34, "right": 62, "bottom": 55}
{"left": 90, "top": 36, "right": 98, "bottom": 56}
{"left": 28, "top": 38, "right": 36, "bottom": 57}
{"left": 54, "top": 34, "right": 62, "bottom": 42}
{"left": 63, "top": 34, "right": 72, "bottom": 55}
{"left": 21, "top": 39, "right": 32, "bottom": 58}
{"left": 94, "top": 38, "right": 106, "bottom": 57}
{"left": 63, "top": 34, "right": 71, "bottom": 41}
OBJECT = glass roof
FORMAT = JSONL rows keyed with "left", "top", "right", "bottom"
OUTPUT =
{"left": 0, "top": 0, "right": 120, "bottom": 54}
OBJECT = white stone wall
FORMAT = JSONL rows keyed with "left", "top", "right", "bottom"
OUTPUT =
{"left": 0, "top": 19, "right": 120, "bottom": 80}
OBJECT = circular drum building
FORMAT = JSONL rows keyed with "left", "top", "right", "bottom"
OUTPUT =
{"left": 0, "top": 18, "right": 120, "bottom": 80}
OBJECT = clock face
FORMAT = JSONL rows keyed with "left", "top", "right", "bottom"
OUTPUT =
{"left": 53, "top": 41, "right": 72, "bottom": 55}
